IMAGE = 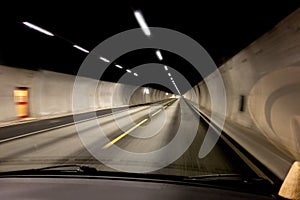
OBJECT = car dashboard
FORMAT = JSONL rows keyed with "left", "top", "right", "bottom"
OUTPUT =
{"left": 0, "top": 176, "right": 275, "bottom": 200}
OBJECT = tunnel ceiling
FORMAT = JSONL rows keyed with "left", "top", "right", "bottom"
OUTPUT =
{"left": 0, "top": 1, "right": 299, "bottom": 93}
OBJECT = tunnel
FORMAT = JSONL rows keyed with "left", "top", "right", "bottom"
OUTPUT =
{"left": 0, "top": 2, "right": 300, "bottom": 199}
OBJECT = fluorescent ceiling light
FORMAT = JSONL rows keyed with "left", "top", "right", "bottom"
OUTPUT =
{"left": 165, "top": 93, "right": 169, "bottom": 95}
{"left": 168, "top": 73, "right": 171, "bottom": 76}
{"left": 126, "top": 69, "right": 132, "bottom": 73}
{"left": 73, "top": 45, "right": 89, "bottom": 53}
{"left": 156, "top": 50, "right": 163, "bottom": 60}
{"left": 99, "top": 56, "right": 110, "bottom": 63}
{"left": 134, "top": 11, "right": 151, "bottom": 36}
{"left": 144, "top": 88, "right": 150, "bottom": 94}
{"left": 173, "top": 83, "right": 181, "bottom": 95}
{"left": 115, "top": 64, "right": 123, "bottom": 69}
{"left": 134, "top": 73, "right": 138, "bottom": 76}
{"left": 22, "top": 22, "right": 54, "bottom": 36}
{"left": 164, "top": 65, "right": 168, "bottom": 71}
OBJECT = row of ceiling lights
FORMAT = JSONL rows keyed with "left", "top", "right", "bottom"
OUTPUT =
{"left": 116, "top": 10, "right": 181, "bottom": 95}
{"left": 134, "top": 10, "right": 181, "bottom": 96}
{"left": 99, "top": 56, "right": 138, "bottom": 76}
{"left": 22, "top": 10, "right": 182, "bottom": 96}
{"left": 21, "top": 21, "right": 139, "bottom": 77}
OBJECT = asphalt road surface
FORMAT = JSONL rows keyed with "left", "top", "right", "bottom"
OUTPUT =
{"left": 0, "top": 98, "right": 255, "bottom": 177}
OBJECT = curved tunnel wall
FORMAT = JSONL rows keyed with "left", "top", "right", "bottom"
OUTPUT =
{"left": 0, "top": 65, "right": 169, "bottom": 122}
{"left": 184, "top": 8, "right": 300, "bottom": 179}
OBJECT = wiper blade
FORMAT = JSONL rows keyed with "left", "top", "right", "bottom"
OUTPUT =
{"left": 186, "top": 173, "right": 243, "bottom": 180}
{"left": 34, "top": 164, "right": 97, "bottom": 173}
{"left": 183, "top": 173, "right": 274, "bottom": 195}
{"left": 0, "top": 164, "right": 98, "bottom": 175}
{"left": 186, "top": 173, "right": 270, "bottom": 182}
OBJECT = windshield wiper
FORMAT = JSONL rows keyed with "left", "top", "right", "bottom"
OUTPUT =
{"left": 0, "top": 164, "right": 98, "bottom": 175}
{"left": 186, "top": 173, "right": 269, "bottom": 181}
{"left": 185, "top": 173, "right": 271, "bottom": 184}
{"left": 186, "top": 173, "right": 242, "bottom": 180}
{"left": 183, "top": 173, "right": 274, "bottom": 195}
{"left": 0, "top": 167, "right": 276, "bottom": 195}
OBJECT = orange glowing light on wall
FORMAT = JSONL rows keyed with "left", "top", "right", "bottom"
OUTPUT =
{"left": 14, "top": 87, "right": 29, "bottom": 118}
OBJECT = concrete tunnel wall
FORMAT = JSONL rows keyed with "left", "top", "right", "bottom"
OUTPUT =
{"left": 0, "top": 65, "right": 169, "bottom": 122}
{"left": 184, "top": 8, "right": 300, "bottom": 179}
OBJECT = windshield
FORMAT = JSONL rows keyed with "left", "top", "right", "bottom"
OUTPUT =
{"left": 0, "top": 1, "right": 299, "bottom": 195}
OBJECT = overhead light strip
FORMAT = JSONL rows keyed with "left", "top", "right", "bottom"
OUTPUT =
{"left": 73, "top": 45, "right": 89, "bottom": 53}
{"left": 115, "top": 64, "right": 123, "bottom": 69}
{"left": 22, "top": 22, "right": 54, "bottom": 37}
{"left": 99, "top": 56, "right": 110, "bottom": 63}
{"left": 156, "top": 50, "right": 163, "bottom": 61}
{"left": 134, "top": 11, "right": 151, "bottom": 36}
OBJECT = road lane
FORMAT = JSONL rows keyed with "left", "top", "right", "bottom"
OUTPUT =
{"left": 0, "top": 99, "right": 173, "bottom": 142}
{"left": 0, "top": 98, "right": 255, "bottom": 178}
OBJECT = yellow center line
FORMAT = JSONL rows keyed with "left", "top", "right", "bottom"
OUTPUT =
{"left": 151, "top": 109, "right": 162, "bottom": 117}
{"left": 102, "top": 118, "right": 149, "bottom": 149}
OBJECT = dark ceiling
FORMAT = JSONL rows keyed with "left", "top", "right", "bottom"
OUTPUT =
{"left": 0, "top": 1, "right": 299, "bottom": 93}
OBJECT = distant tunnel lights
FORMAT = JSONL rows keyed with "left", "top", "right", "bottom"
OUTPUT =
{"left": 173, "top": 83, "right": 181, "bottom": 95}
{"left": 115, "top": 65, "right": 138, "bottom": 77}
{"left": 134, "top": 11, "right": 151, "bottom": 36}
{"left": 22, "top": 22, "right": 54, "bottom": 37}
{"left": 144, "top": 88, "right": 150, "bottom": 94}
